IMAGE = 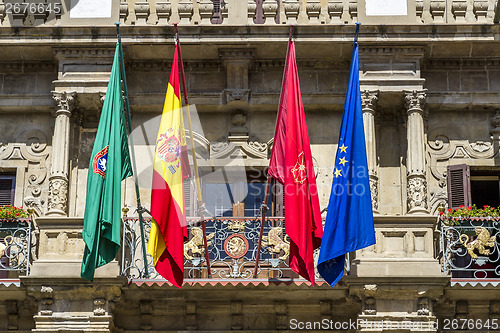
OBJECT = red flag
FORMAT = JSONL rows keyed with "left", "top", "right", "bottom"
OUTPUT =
{"left": 148, "top": 45, "right": 189, "bottom": 288}
{"left": 268, "top": 40, "right": 323, "bottom": 285}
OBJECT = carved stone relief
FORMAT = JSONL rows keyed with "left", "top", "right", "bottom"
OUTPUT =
{"left": 407, "top": 175, "right": 428, "bottom": 213}
{"left": 0, "top": 129, "right": 50, "bottom": 216}
{"left": 427, "top": 120, "right": 497, "bottom": 214}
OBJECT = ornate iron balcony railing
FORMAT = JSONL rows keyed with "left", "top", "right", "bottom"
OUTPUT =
{"left": 439, "top": 217, "right": 500, "bottom": 279}
{"left": 0, "top": 218, "right": 33, "bottom": 278}
{"left": 122, "top": 216, "right": 335, "bottom": 281}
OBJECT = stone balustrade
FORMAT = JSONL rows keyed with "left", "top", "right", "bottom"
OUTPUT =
{"left": 0, "top": 0, "right": 496, "bottom": 27}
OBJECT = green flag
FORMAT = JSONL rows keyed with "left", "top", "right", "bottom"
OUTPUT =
{"left": 81, "top": 42, "right": 132, "bottom": 281}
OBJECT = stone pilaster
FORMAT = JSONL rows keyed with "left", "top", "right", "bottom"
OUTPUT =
{"left": 404, "top": 90, "right": 428, "bottom": 214}
{"left": 46, "top": 91, "right": 76, "bottom": 216}
{"left": 361, "top": 90, "right": 379, "bottom": 214}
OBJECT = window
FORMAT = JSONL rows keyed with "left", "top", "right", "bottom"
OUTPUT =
{"left": 446, "top": 164, "right": 500, "bottom": 278}
{"left": 0, "top": 175, "right": 15, "bottom": 206}
{"left": 198, "top": 169, "right": 277, "bottom": 218}
{"left": 447, "top": 164, "right": 500, "bottom": 209}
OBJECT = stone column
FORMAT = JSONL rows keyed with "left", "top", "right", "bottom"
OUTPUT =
{"left": 404, "top": 90, "right": 428, "bottom": 214}
{"left": 361, "top": 90, "right": 379, "bottom": 214}
{"left": 46, "top": 91, "right": 76, "bottom": 216}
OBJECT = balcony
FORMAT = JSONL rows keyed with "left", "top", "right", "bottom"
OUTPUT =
{"left": 0, "top": 218, "right": 34, "bottom": 279}
{"left": 439, "top": 216, "right": 500, "bottom": 282}
{"left": 0, "top": 0, "right": 497, "bottom": 28}
{"left": 122, "top": 216, "right": 307, "bottom": 282}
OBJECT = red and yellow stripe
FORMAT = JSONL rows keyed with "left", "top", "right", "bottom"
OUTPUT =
{"left": 148, "top": 45, "right": 188, "bottom": 288}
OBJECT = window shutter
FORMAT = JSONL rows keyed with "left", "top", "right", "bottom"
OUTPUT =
{"left": 0, "top": 177, "right": 15, "bottom": 206}
{"left": 447, "top": 164, "right": 471, "bottom": 209}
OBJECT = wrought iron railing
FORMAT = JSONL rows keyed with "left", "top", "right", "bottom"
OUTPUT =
{"left": 122, "top": 216, "right": 328, "bottom": 281}
{"left": 0, "top": 218, "right": 33, "bottom": 277}
{"left": 440, "top": 217, "right": 500, "bottom": 279}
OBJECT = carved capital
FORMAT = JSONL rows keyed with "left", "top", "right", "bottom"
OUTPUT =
{"left": 52, "top": 91, "right": 76, "bottom": 117}
{"left": 361, "top": 90, "right": 379, "bottom": 114}
{"left": 404, "top": 89, "right": 427, "bottom": 114}
{"left": 407, "top": 175, "right": 428, "bottom": 213}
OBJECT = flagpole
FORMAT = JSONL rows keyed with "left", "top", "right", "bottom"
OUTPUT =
{"left": 253, "top": 25, "right": 295, "bottom": 278}
{"left": 115, "top": 23, "right": 150, "bottom": 278}
{"left": 174, "top": 23, "right": 212, "bottom": 278}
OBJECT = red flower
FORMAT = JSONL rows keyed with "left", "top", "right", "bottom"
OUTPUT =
{"left": 15, "top": 213, "right": 19, "bottom": 216}
{"left": 484, "top": 205, "right": 489, "bottom": 208}
{"left": 439, "top": 212, "right": 444, "bottom": 215}
{"left": 459, "top": 205, "right": 465, "bottom": 209}
{"left": 448, "top": 208, "right": 453, "bottom": 213}
{"left": 467, "top": 207, "right": 472, "bottom": 210}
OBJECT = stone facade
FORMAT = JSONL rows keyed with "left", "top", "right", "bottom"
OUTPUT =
{"left": 1, "top": 0, "right": 500, "bottom": 332}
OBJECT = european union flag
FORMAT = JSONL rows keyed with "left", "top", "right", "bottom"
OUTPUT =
{"left": 317, "top": 34, "right": 375, "bottom": 286}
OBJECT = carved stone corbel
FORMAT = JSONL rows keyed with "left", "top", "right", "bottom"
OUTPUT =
{"left": 220, "top": 49, "right": 254, "bottom": 105}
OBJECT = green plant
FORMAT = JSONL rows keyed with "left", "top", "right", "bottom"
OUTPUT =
{"left": 0, "top": 205, "right": 29, "bottom": 219}
{"left": 440, "top": 205, "right": 500, "bottom": 225}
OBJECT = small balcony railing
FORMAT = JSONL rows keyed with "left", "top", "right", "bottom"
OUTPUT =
{"left": 439, "top": 217, "right": 500, "bottom": 279}
{"left": 122, "top": 216, "right": 316, "bottom": 281}
{"left": 0, "top": 218, "right": 33, "bottom": 278}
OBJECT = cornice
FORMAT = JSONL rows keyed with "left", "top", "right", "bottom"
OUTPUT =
{"left": 53, "top": 47, "right": 115, "bottom": 60}
{"left": 0, "top": 61, "right": 56, "bottom": 72}
{"left": 424, "top": 58, "right": 500, "bottom": 69}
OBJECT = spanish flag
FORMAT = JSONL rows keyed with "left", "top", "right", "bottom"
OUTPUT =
{"left": 148, "top": 45, "right": 189, "bottom": 288}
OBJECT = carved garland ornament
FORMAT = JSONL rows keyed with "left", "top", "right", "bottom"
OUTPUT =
{"left": 407, "top": 176, "right": 428, "bottom": 212}
{"left": 47, "top": 178, "right": 68, "bottom": 213}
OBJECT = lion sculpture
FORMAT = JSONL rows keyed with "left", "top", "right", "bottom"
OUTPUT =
{"left": 184, "top": 227, "right": 215, "bottom": 260}
{"left": 459, "top": 226, "right": 496, "bottom": 259}
{"left": 262, "top": 227, "right": 290, "bottom": 260}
